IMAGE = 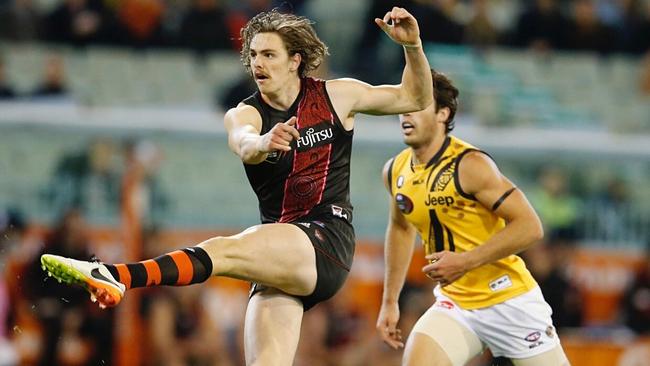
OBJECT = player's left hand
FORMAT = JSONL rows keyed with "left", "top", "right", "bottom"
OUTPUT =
{"left": 422, "top": 251, "right": 468, "bottom": 286}
{"left": 375, "top": 7, "right": 421, "bottom": 48}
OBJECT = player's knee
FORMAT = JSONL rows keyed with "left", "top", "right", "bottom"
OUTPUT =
{"left": 197, "top": 235, "right": 242, "bottom": 274}
{"left": 404, "top": 333, "right": 453, "bottom": 366}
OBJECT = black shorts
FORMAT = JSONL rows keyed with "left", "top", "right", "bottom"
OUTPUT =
{"left": 250, "top": 213, "right": 355, "bottom": 311}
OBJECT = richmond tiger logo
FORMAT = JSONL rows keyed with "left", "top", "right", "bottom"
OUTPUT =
{"left": 432, "top": 161, "right": 455, "bottom": 192}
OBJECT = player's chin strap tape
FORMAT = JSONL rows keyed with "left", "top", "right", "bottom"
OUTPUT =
{"left": 491, "top": 187, "right": 517, "bottom": 211}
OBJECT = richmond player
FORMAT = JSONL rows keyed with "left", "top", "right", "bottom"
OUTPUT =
{"left": 376, "top": 70, "right": 570, "bottom": 366}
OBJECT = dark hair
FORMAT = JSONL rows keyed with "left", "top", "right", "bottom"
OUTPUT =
{"left": 432, "top": 69, "right": 459, "bottom": 133}
{"left": 240, "top": 9, "right": 329, "bottom": 78}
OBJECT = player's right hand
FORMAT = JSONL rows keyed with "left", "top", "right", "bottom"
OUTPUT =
{"left": 257, "top": 116, "right": 300, "bottom": 153}
{"left": 376, "top": 302, "right": 404, "bottom": 349}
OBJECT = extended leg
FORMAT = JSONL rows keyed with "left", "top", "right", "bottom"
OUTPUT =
{"left": 41, "top": 223, "right": 317, "bottom": 307}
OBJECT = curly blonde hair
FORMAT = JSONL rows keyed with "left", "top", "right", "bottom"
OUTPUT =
{"left": 240, "top": 10, "right": 329, "bottom": 78}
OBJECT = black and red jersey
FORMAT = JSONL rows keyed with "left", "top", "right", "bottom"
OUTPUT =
{"left": 241, "top": 77, "right": 353, "bottom": 224}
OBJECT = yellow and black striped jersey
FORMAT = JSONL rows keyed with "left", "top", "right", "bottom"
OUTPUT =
{"left": 388, "top": 136, "right": 537, "bottom": 309}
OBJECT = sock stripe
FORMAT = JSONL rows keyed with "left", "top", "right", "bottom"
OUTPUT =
{"left": 115, "top": 264, "right": 132, "bottom": 289}
{"left": 183, "top": 248, "right": 210, "bottom": 284}
{"left": 142, "top": 260, "right": 162, "bottom": 286}
{"left": 110, "top": 246, "right": 212, "bottom": 290}
{"left": 155, "top": 255, "right": 179, "bottom": 285}
{"left": 169, "top": 250, "right": 193, "bottom": 285}
{"left": 128, "top": 263, "right": 148, "bottom": 288}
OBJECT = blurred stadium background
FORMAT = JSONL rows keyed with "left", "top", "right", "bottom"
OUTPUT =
{"left": 1, "top": 0, "right": 649, "bottom": 365}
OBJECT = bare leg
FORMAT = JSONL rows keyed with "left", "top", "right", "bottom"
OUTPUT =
{"left": 511, "top": 345, "right": 570, "bottom": 366}
{"left": 404, "top": 308, "right": 483, "bottom": 366}
{"left": 404, "top": 333, "right": 453, "bottom": 366}
{"left": 244, "top": 288, "right": 304, "bottom": 366}
{"left": 198, "top": 223, "right": 318, "bottom": 296}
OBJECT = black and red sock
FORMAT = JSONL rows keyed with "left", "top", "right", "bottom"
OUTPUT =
{"left": 105, "top": 247, "right": 213, "bottom": 290}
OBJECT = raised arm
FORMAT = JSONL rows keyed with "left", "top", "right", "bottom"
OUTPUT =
{"left": 423, "top": 152, "right": 544, "bottom": 285}
{"left": 327, "top": 7, "right": 433, "bottom": 124}
{"left": 224, "top": 104, "right": 300, "bottom": 165}
{"left": 376, "top": 159, "right": 417, "bottom": 349}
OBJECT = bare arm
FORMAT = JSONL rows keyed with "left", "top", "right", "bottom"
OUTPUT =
{"left": 377, "top": 159, "right": 417, "bottom": 349}
{"left": 423, "top": 152, "right": 544, "bottom": 284}
{"left": 327, "top": 7, "right": 433, "bottom": 124}
{"left": 382, "top": 173, "right": 417, "bottom": 305}
{"left": 224, "top": 104, "right": 299, "bottom": 165}
{"left": 458, "top": 152, "right": 544, "bottom": 269}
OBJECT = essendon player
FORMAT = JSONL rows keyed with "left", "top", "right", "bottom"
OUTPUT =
{"left": 41, "top": 7, "right": 433, "bottom": 365}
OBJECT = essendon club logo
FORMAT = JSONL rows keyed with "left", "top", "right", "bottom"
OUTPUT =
{"left": 331, "top": 205, "right": 348, "bottom": 220}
